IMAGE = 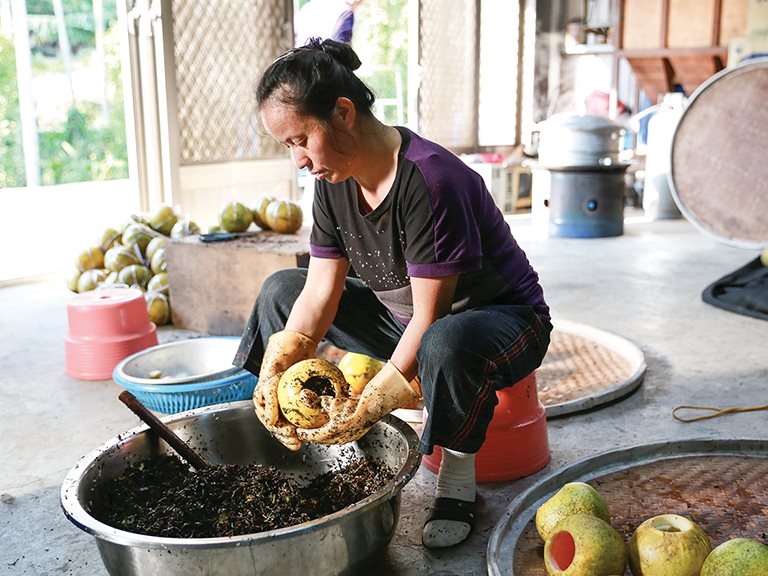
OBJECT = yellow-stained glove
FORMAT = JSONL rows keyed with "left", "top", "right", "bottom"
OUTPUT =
{"left": 296, "top": 361, "right": 421, "bottom": 445}
{"left": 253, "top": 330, "right": 317, "bottom": 451}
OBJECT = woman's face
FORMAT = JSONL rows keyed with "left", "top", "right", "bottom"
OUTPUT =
{"left": 260, "top": 98, "right": 355, "bottom": 184}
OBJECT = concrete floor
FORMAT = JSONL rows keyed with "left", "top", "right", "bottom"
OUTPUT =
{"left": 1, "top": 216, "right": 766, "bottom": 575}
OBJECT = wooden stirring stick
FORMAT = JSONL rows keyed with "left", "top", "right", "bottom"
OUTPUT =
{"left": 118, "top": 390, "right": 210, "bottom": 470}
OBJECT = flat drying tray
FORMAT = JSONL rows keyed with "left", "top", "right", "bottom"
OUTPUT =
{"left": 487, "top": 438, "right": 768, "bottom": 576}
{"left": 539, "top": 320, "right": 646, "bottom": 418}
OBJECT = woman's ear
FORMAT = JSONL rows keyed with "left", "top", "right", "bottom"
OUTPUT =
{"left": 334, "top": 97, "right": 357, "bottom": 129}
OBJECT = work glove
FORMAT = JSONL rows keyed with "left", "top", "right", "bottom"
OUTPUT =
{"left": 296, "top": 361, "right": 421, "bottom": 445}
{"left": 253, "top": 330, "right": 316, "bottom": 451}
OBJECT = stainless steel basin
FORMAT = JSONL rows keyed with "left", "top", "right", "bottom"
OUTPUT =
{"left": 113, "top": 337, "right": 243, "bottom": 385}
{"left": 61, "top": 401, "right": 422, "bottom": 576}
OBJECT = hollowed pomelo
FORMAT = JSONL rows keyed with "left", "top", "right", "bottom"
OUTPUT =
{"left": 543, "top": 513, "right": 626, "bottom": 576}
{"left": 628, "top": 514, "right": 711, "bottom": 576}
{"left": 277, "top": 359, "right": 349, "bottom": 428}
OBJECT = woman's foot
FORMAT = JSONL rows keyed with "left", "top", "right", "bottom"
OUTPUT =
{"left": 422, "top": 448, "right": 477, "bottom": 548}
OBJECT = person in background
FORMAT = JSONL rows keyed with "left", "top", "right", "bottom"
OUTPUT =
{"left": 234, "top": 39, "right": 551, "bottom": 548}
{"left": 294, "top": 0, "right": 364, "bottom": 47}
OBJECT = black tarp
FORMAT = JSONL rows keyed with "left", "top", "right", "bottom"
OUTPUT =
{"left": 702, "top": 256, "right": 768, "bottom": 321}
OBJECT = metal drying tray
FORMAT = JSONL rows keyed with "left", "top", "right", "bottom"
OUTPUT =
{"left": 487, "top": 438, "right": 768, "bottom": 576}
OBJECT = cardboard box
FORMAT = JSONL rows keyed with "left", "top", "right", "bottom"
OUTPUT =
{"left": 728, "top": 34, "right": 768, "bottom": 65}
{"left": 166, "top": 228, "right": 310, "bottom": 336}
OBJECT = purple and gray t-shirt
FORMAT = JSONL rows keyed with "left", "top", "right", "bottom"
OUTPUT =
{"left": 310, "top": 127, "right": 549, "bottom": 324}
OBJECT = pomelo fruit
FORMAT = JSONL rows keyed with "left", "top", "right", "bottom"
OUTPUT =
{"left": 122, "top": 223, "right": 158, "bottom": 254}
{"left": 170, "top": 218, "right": 200, "bottom": 238}
{"left": 628, "top": 514, "right": 711, "bottom": 576}
{"left": 75, "top": 246, "right": 104, "bottom": 272}
{"left": 104, "top": 245, "right": 142, "bottom": 273}
{"left": 118, "top": 264, "right": 152, "bottom": 290}
{"left": 145, "top": 292, "right": 171, "bottom": 325}
{"left": 150, "top": 249, "right": 167, "bottom": 274}
{"left": 65, "top": 269, "right": 81, "bottom": 292}
{"left": 265, "top": 199, "right": 303, "bottom": 233}
{"left": 218, "top": 201, "right": 252, "bottom": 233}
{"left": 700, "top": 538, "right": 768, "bottom": 576}
{"left": 543, "top": 513, "right": 626, "bottom": 576}
{"left": 98, "top": 227, "right": 122, "bottom": 251}
{"left": 536, "top": 482, "right": 610, "bottom": 541}
{"left": 251, "top": 195, "right": 276, "bottom": 229}
{"left": 76, "top": 268, "right": 108, "bottom": 293}
{"left": 147, "top": 272, "right": 169, "bottom": 295}
{"left": 145, "top": 236, "right": 168, "bottom": 262}
{"left": 338, "top": 352, "right": 383, "bottom": 395}
{"left": 148, "top": 204, "right": 178, "bottom": 236}
{"left": 277, "top": 359, "right": 349, "bottom": 428}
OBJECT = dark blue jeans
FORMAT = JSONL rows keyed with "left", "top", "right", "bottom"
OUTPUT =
{"left": 235, "top": 268, "right": 552, "bottom": 455}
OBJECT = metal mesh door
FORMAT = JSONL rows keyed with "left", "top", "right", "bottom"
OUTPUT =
{"left": 417, "top": 0, "right": 478, "bottom": 150}
{"left": 171, "top": 0, "right": 288, "bottom": 164}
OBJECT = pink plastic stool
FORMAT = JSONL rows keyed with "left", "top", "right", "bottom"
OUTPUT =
{"left": 421, "top": 372, "right": 550, "bottom": 482}
{"left": 65, "top": 288, "right": 158, "bottom": 380}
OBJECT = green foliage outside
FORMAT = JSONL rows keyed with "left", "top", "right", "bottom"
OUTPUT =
{"left": 0, "top": 37, "right": 25, "bottom": 188}
{"left": 0, "top": 0, "right": 127, "bottom": 187}
{"left": 354, "top": 0, "right": 409, "bottom": 125}
{"left": 37, "top": 23, "right": 128, "bottom": 185}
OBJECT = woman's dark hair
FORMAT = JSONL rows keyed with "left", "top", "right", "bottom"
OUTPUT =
{"left": 256, "top": 38, "right": 376, "bottom": 121}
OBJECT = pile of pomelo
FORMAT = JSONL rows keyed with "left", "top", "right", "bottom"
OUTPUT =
{"left": 534, "top": 481, "right": 768, "bottom": 575}
{"left": 65, "top": 196, "right": 304, "bottom": 326}
{"left": 66, "top": 204, "right": 184, "bottom": 326}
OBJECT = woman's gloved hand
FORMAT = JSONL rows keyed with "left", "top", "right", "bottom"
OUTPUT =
{"left": 253, "top": 330, "right": 316, "bottom": 450}
{"left": 296, "top": 361, "right": 421, "bottom": 445}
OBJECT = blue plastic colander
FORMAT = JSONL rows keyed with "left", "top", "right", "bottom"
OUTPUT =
{"left": 115, "top": 370, "right": 257, "bottom": 413}
{"left": 112, "top": 337, "right": 257, "bottom": 413}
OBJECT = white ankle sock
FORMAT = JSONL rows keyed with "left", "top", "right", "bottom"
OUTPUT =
{"left": 422, "top": 448, "right": 477, "bottom": 548}
{"left": 435, "top": 448, "right": 477, "bottom": 502}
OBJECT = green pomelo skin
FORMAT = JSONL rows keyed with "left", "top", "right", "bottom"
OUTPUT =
{"left": 145, "top": 237, "right": 168, "bottom": 262}
{"left": 219, "top": 201, "right": 252, "bottom": 233}
{"left": 149, "top": 205, "right": 178, "bottom": 236}
{"left": 104, "top": 246, "right": 141, "bottom": 273}
{"left": 628, "top": 514, "right": 711, "bottom": 576}
{"left": 543, "top": 513, "right": 626, "bottom": 576}
{"left": 700, "top": 538, "right": 768, "bottom": 576}
{"left": 251, "top": 196, "right": 275, "bottom": 229}
{"left": 536, "top": 482, "right": 611, "bottom": 541}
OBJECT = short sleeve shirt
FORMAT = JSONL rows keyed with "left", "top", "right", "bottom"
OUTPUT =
{"left": 310, "top": 127, "right": 549, "bottom": 324}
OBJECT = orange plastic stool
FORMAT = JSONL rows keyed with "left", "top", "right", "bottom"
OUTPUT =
{"left": 421, "top": 372, "right": 550, "bottom": 482}
{"left": 65, "top": 288, "right": 158, "bottom": 380}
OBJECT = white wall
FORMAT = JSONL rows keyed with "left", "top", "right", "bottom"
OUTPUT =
{"left": 0, "top": 179, "right": 139, "bottom": 284}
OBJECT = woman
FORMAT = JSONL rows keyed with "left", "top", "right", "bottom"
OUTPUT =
{"left": 234, "top": 38, "right": 551, "bottom": 548}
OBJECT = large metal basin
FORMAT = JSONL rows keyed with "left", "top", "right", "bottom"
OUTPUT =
{"left": 60, "top": 401, "right": 422, "bottom": 576}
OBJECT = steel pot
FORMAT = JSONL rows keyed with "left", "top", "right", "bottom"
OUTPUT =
{"left": 537, "top": 113, "right": 625, "bottom": 168}
{"left": 60, "top": 402, "right": 422, "bottom": 576}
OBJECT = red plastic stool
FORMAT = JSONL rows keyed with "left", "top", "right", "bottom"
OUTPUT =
{"left": 65, "top": 288, "right": 158, "bottom": 380}
{"left": 421, "top": 372, "right": 550, "bottom": 482}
